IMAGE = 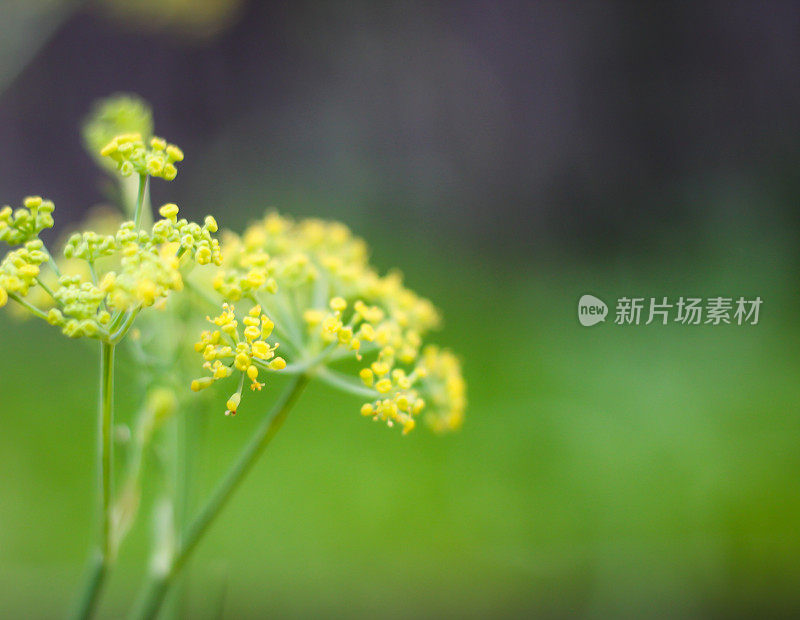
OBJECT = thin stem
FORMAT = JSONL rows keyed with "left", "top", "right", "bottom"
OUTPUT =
{"left": 328, "top": 341, "right": 379, "bottom": 363}
{"left": 88, "top": 260, "right": 98, "bottom": 287}
{"left": 273, "top": 290, "right": 305, "bottom": 348}
{"left": 100, "top": 343, "right": 116, "bottom": 558}
{"left": 254, "top": 341, "right": 337, "bottom": 376}
{"left": 110, "top": 308, "right": 140, "bottom": 344}
{"left": 8, "top": 291, "right": 49, "bottom": 321}
{"left": 39, "top": 245, "right": 62, "bottom": 278}
{"left": 251, "top": 292, "right": 303, "bottom": 355}
{"left": 315, "top": 367, "right": 380, "bottom": 399}
{"left": 129, "top": 374, "right": 310, "bottom": 620}
{"left": 71, "top": 341, "right": 115, "bottom": 619}
{"left": 133, "top": 174, "right": 148, "bottom": 230}
{"left": 35, "top": 276, "right": 56, "bottom": 301}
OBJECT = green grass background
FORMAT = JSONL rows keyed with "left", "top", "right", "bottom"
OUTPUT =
{"left": 1, "top": 212, "right": 798, "bottom": 618}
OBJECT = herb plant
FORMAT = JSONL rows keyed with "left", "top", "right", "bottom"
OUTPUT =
{"left": 0, "top": 95, "right": 466, "bottom": 619}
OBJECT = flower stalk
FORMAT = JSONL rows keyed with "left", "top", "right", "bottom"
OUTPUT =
{"left": 133, "top": 173, "right": 147, "bottom": 230}
{"left": 130, "top": 374, "right": 310, "bottom": 620}
{"left": 71, "top": 341, "right": 115, "bottom": 619}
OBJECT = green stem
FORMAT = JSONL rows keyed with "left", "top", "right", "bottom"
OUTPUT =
{"left": 129, "top": 374, "right": 310, "bottom": 620}
{"left": 134, "top": 174, "right": 148, "bottom": 230}
{"left": 315, "top": 367, "right": 380, "bottom": 399}
{"left": 8, "top": 291, "right": 49, "bottom": 321}
{"left": 251, "top": 292, "right": 303, "bottom": 351}
{"left": 110, "top": 308, "right": 140, "bottom": 344}
{"left": 88, "top": 260, "right": 98, "bottom": 287}
{"left": 71, "top": 341, "right": 116, "bottom": 619}
{"left": 35, "top": 276, "right": 56, "bottom": 300}
{"left": 37, "top": 245, "right": 62, "bottom": 278}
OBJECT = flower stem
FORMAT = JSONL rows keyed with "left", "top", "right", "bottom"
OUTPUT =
{"left": 315, "top": 366, "right": 380, "bottom": 399}
{"left": 109, "top": 307, "right": 140, "bottom": 344}
{"left": 7, "top": 291, "right": 49, "bottom": 321}
{"left": 129, "top": 374, "right": 309, "bottom": 620}
{"left": 35, "top": 276, "right": 57, "bottom": 300}
{"left": 71, "top": 341, "right": 115, "bottom": 619}
{"left": 133, "top": 173, "right": 148, "bottom": 230}
{"left": 43, "top": 245, "right": 62, "bottom": 278}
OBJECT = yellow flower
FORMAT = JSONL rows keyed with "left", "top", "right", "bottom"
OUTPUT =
{"left": 200, "top": 210, "right": 464, "bottom": 434}
{"left": 191, "top": 303, "right": 284, "bottom": 414}
{"left": 100, "top": 133, "right": 184, "bottom": 181}
{"left": 0, "top": 197, "right": 55, "bottom": 246}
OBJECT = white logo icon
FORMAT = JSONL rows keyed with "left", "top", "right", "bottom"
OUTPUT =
{"left": 578, "top": 294, "right": 608, "bottom": 326}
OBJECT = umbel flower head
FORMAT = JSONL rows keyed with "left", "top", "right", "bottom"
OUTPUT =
{"left": 191, "top": 303, "right": 286, "bottom": 415}
{"left": 0, "top": 196, "right": 55, "bottom": 246}
{"left": 100, "top": 133, "right": 184, "bottom": 180}
{"left": 192, "top": 212, "right": 466, "bottom": 434}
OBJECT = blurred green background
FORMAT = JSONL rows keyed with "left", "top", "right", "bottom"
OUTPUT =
{"left": 1, "top": 1, "right": 800, "bottom": 618}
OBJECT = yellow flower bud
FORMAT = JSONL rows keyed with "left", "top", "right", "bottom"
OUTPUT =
{"left": 235, "top": 352, "right": 250, "bottom": 371}
{"left": 159, "top": 203, "right": 179, "bottom": 219}
{"left": 196, "top": 247, "right": 212, "bottom": 264}
{"left": 337, "top": 326, "right": 353, "bottom": 343}
{"left": 244, "top": 325, "right": 260, "bottom": 341}
{"left": 268, "top": 357, "right": 286, "bottom": 370}
{"left": 359, "top": 368, "right": 374, "bottom": 387}
{"left": 23, "top": 196, "right": 42, "bottom": 209}
{"left": 46, "top": 308, "right": 62, "bottom": 325}
{"left": 371, "top": 361, "right": 390, "bottom": 377}
{"left": 226, "top": 392, "right": 241, "bottom": 413}
{"left": 330, "top": 296, "right": 347, "bottom": 312}
{"left": 191, "top": 377, "right": 214, "bottom": 391}
{"left": 204, "top": 215, "right": 218, "bottom": 233}
{"left": 375, "top": 378, "right": 392, "bottom": 394}
{"left": 166, "top": 145, "right": 184, "bottom": 162}
{"left": 251, "top": 341, "right": 270, "bottom": 359}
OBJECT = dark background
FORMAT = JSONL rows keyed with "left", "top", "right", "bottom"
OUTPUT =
{"left": 3, "top": 1, "right": 800, "bottom": 257}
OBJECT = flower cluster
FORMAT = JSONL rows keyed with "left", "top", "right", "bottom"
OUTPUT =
{"left": 100, "top": 133, "right": 184, "bottom": 180}
{"left": 191, "top": 304, "right": 286, "bottom": 415}
{"left": 48, "top": 276, "right": 110, "bottom": 338}
{"left": 1, "top": 186, "right": 220, "bottom": 340}
{"left": 153, "top": 204, "right": 221, "bottom": 266}
{"left": 64, "top": 230, "right": 117, "bottom": 262}
{"left": 0, "top": 239, "right": 49, "bottom": 307}
{"left": 104, "top": 242, "right": 183, "bottom": 310}
{"left": 416, "top": 346, "right": 467, "bottom": 432}
{"left": 0, "top": 196, "right": 55, "bottom": 246}
{"left": 194, "top": 212, "right": 465, "bottom": 433}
